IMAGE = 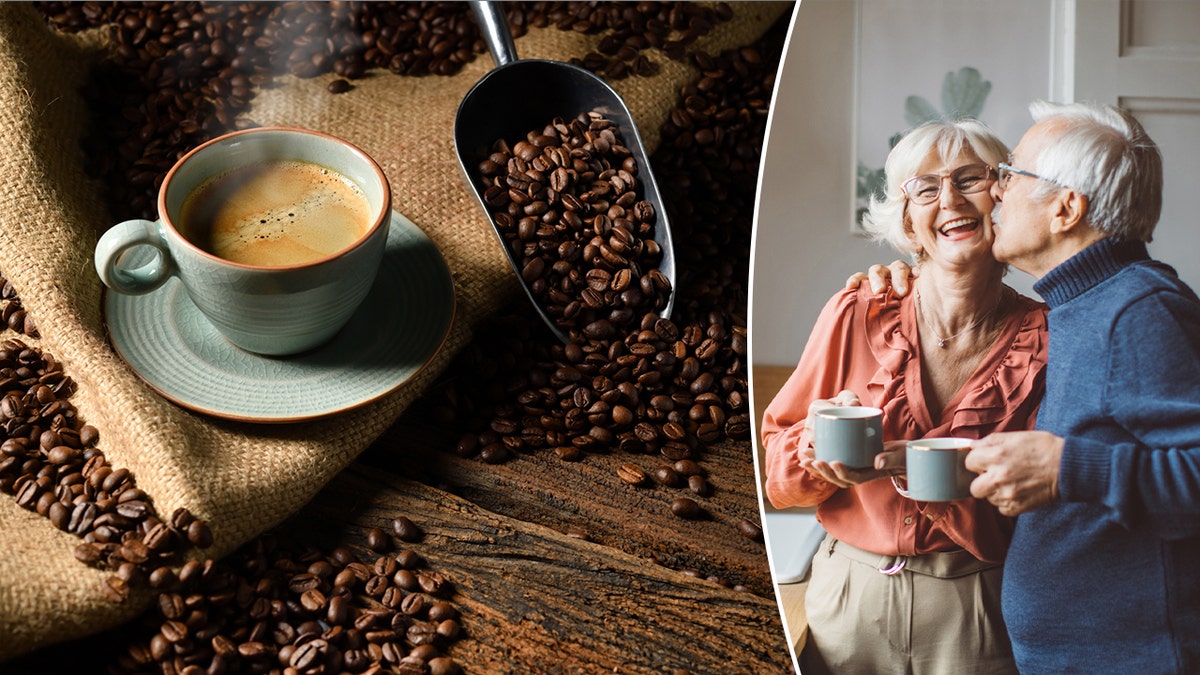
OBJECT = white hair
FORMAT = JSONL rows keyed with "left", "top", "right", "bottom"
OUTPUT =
{"left": 860, "top": 119, "right": 1008, "bottom": 258}
{"left": 1026, "top": 100, "right": 1162, "bottom": 242}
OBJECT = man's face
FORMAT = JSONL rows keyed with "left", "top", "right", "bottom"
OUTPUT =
{"left": 990, "top": 119, "right": 1065, "bottom": 278}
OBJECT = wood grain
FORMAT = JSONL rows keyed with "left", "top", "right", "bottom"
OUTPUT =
{"left": 286, "top": 465, "right": 793, "bottom": 674}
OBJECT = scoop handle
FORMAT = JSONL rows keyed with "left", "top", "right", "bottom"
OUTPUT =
{"left": 470, "top": 1, "right": 518, "bottom": 68}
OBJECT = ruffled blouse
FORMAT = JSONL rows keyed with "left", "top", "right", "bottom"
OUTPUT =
{"left": 761, "top": 282, "right": 1048, "bottom": 563}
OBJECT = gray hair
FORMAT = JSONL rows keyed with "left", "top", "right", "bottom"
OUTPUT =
{"left": 860, "top": 119, "right": 1008, "bottom": 259}
{"left": 1026, "top": 100, "right": 1162, "bottom": 242}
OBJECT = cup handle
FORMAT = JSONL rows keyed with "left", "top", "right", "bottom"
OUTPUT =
{"left": 890, "top": 475, "right": 911, "bottom": 498}
{"left": 94, "top": 219, "right": 174, "bottom": 295}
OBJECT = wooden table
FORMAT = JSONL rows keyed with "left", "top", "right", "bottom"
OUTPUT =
{"left": 7, "top": 369, "right": 796, "bottom": 674}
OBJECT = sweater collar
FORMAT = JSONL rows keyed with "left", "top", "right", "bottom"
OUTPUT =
{"left": 1033, "top": 238, "right": 1150, "bottom": 309}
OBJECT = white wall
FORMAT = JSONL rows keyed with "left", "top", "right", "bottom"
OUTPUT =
{"left": 750, "top": 0, "right": 892, "bottom": 370}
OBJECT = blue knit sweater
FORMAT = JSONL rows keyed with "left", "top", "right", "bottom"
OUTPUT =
{"left": 1003, "top": 239, "right": 1200, "bottom": 673}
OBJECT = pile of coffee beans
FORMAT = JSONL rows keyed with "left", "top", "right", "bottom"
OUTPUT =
{"left": 478, "top": 111, "right": 671, "bottom": 342}
{"left": 532, "top": 2, "right": 734, "bottom": 79}
{"left": 0, "top": 274, "right": 464, "bottom": 671}
{"left": 36, "top": 2, "right": 732, "bottom": 223}
{"left": 1, "top": 277, "right": 39, "bottom": 338}
{"left": 428, "top": 29, "right": 779, "bottom": 543}
{"left": 111, "top": 521, "right": 463, "bottom": 675}
{"left": 0, "top": 272, "right": 213, "bottom": 604}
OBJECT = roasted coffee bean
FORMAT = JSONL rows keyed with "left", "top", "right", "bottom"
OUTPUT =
{"left": 393, "top": 569, "right": 419, "bottom": 592}
{"left": 652, "top": 464, "right": 682, "bottom": 488}
{"left": 400, "top": 591, "right": 426, "bottom": 617}
{"left": 289, "top": 638, "right": 328, "bottom": 670}
{"left": 186, "top": 519, "right": 213, "bottom": 548}
{"left": 738, "top": 517, "right": 764, "bottom": 542}
{"left": 428, "top": 601, "right": 458, "bottom": 623}
{"left": 436, "top": 618, "right": 461, "bottom": 641}
{"left": 417, "top": 572, "right": 446, "bottom": 596}
{"left": 407, "top": 622, "right": 438, "bottom": 646}
{"left": 670, "top": 497, "right": 703, "bottom": 520}
{"left": 103, "top": 574, "right": 130, "bottom": 602}
{"left": 300, "top": 588, "right": 328, "bottom": 613}
{"left": 367, "top": 526, "right": 390, "bottom": 552}
{"left": 617, "top": 463, "right": 648, "bottom": 486}
{"left": 429, "top": 656, "right": 463, "bottom": 675}
{"left": 391, "top": 516, "right": 423, "bottom": 542}
{"left": 397, "top": 549, "right": 424, "bottom": 570}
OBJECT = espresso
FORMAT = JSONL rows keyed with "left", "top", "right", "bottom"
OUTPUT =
{"left": 180, "top": 159, "right": 372, "bottom": 266}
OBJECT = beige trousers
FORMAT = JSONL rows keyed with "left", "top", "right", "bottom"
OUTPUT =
{"left": 800, "top": 535, "right": 1017, "bottom": 675}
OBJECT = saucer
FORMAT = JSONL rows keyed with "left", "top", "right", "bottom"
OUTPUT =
{"left": 103, "top": 210, "right": 455, "bottom": 423}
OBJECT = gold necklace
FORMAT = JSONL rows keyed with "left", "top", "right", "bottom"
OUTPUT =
{"left": 915, "top": 288, "right": 1002, "bottom": 348}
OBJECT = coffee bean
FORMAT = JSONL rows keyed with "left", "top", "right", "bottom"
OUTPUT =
{"left": 652, "top": 464, "right": 681, "bottom": 488}
{"left": 429, "top": 656, "right": 463, "bottom": 675}
{"left": 417, "top": 572, "right": 446, "bottom": 596}
{"left": 289, "top": 638, "right": 328, "bottom": 669}
{"left": 738, "top": 518, "right": 764, "bottom": 542}
{"left": 393, "top": 569, "right": 419, "bottom": 592}
{"left": 617, "top": 463, "right": 648, "bottom": 486}
{"left": 397, "top": 591, "right": 424, "bottom": 618}
{"left": 407, "top": 622, "right": 438, "bottom": 646}
{"left": 397, "top": 549, "right": 424, "bottom": 570}
{"left": 367, "top": 526, "right": 390, "bottom": 552}
{"left": 103, "top": 574, "right": 130, "bottom": 602}
{"left": 670, "top": 497, "right": 703, "bottom": 520}
{"left": 391, "top": 516, "right": 423, "bottom": 542}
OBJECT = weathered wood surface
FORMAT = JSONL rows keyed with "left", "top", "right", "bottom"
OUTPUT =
{"left": 286, "top": 462, "right": 791, "bottom": 673}
{"left": 367, "top": 413, "right": 773, "bottom": 595}
{"left": 6, "top": 411, "right": 794, "bottom": 674}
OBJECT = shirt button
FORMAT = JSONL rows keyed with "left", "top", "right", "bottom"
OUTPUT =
{"left": 926, "top": 513, "right": 936, "bottom": 521}
{"left": 904, "top": 516, "right": 914, "bottom": 525}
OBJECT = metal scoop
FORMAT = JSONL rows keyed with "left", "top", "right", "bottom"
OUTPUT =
{"left": 453, "top": 0, "right": 676, "bottom": 344}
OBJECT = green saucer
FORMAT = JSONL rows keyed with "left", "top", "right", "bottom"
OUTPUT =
{"left": 103, "top": 211, "right": 454, "bottom": 423}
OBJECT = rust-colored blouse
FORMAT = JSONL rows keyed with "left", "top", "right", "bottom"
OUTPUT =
{"left": 761, "top": 283, "right": 1048, "bottom": 563}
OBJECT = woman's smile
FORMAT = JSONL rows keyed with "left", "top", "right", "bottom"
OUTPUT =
{"left": 939, "top": 216, "right": 982, "bottom": 239}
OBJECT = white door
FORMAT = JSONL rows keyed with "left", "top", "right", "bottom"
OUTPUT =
{"left": 1072, "top": 0, "right": 1200, "bottom": 290}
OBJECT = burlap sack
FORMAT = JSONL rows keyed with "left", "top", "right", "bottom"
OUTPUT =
{"left": 0, "top": 2, "right": 790, "bottom": 659}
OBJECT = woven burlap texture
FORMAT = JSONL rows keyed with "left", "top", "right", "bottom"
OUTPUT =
{"left": 0, "top": 2, "right": 790, "bottom": 659}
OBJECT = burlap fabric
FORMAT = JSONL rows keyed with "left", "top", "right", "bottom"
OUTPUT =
{"left": 0, "top": 2, "right": 790, "bottom": 659}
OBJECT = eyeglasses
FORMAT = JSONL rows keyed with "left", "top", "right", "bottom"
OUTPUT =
{"left": 901, "top": 163, "right": 994, "bottom": 205}
{"left": 997, "top": 162, "right": 1064, "bottom": 191}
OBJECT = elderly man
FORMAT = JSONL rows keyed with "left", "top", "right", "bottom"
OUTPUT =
{"left": 958, "top": 101, "right": 1200, "bottom": 673}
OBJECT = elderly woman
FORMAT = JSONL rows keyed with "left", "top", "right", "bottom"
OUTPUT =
{"left": 761, "top": 119, "right": 1048, "bottom": 675}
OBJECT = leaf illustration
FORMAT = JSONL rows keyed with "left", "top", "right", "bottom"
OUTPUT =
{"left": 856, "top": 162, "right": 883, "bottom": 200}
{"left": 904, "top": 96, "right": 941, "bottom": 126}
{"left": 941, "top": 67, "right": 991, "bottom": 119}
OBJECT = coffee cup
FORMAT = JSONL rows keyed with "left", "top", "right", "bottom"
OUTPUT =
{"left": 900, "top": 437, "right": 975, "bottom": 501}
{"left": 812, "top": 406, "right": 884, "bottom": 468}
{"left": 95, "top": 127, "right": 391, "bottom": 356}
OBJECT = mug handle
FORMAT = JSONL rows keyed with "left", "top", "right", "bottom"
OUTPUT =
{"left": 890, "top": 475, "right": 911, "bottom": 499}
{"left": 94, "top": 219, "right": 174, "bottom": 295}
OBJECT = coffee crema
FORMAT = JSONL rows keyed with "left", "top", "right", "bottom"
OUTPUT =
{"left": 179, "top": 159, "right": 371, "bottom": 267}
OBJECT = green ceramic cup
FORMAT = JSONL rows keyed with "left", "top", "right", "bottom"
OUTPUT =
{"left": 902, "top": 437, "right": 976, "bottom": 502}
{"left": 95, "top": 127, "right": 391, "bottom": 356}
{"left": 813, "top": 405, "right": 884, "bottom": 468}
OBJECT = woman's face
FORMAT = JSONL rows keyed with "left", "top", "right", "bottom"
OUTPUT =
{"left": 902, "top": 151, "right": 997, "bottom": 271}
